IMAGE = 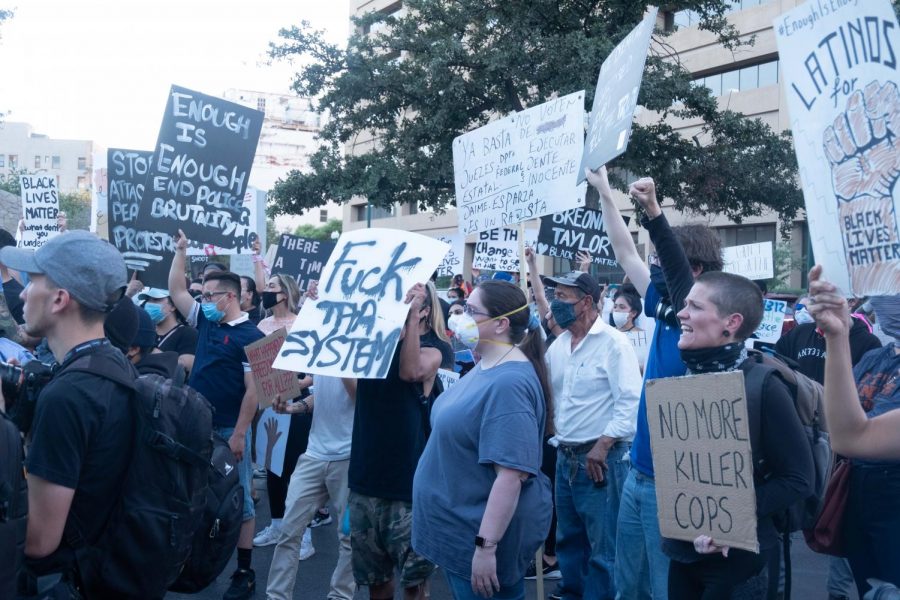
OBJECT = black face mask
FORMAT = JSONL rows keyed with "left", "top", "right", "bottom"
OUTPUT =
{"left": 261, "top": 291, "right": 283, "bottom": 310}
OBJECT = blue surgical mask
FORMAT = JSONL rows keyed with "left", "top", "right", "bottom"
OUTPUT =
{"left": 201, "top": 302, "right": 225, "bottom": 323}
{"left": 550, "top": 298, "right": 579, "bottom": 329}
{"left": 143, "top": 302, "right": 166, "bottom": 324}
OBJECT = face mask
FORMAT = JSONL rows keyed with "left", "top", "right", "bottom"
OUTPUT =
{"left": 143, "top": 302, "right": 166, "bottom": 324}
{"left": 447, "top": 313, "right": 480, "bottom": 350}
{"left": 793, "top": 306, "right": 814, "bottom": 325}
{"left": 550, "top": 298, "right": 579, "bottom": 329}
{"left": 261, "top": 291, "right": 283, "bottom": 310}
{"left": 870, "top": 295, "right": 900, "bottom": 342}
{"left": 201, "top": 302, "right": 225, "bottom": 323}
{"left": 612, "top": 311, "right": 630, "bottom": 329}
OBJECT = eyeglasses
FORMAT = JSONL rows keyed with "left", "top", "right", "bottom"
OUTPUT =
{"left": 200, "top": 291, "right": 229, "bottom": 301}
{"left": 463, "top": 305, "right": 490, "bottom": 317}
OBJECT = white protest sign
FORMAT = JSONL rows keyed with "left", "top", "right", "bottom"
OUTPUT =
{"left": 472, "top": 227, "right": 538, "bottom": 272}
{"left": 754, "top": 299, "right": 787, "bottom": 344}
{"left": 254, "top": 407, "right": 291, "bottom": 477}
{"left": 435, "top": 232, "right": 465, "bottom": 277}
{"left": 453, "top": 92, "right": 586, "bottom": 235}
{"left": 437, "top": 368, "right": 460, "bottom": 392}
{"left": 645, "top": 371, "right": 759, "bottom": 554}
{"left": 273, "top": 228, "right": 449, "bottom": 378}
{"left": 91, "top": 150, "right": 109, "bottom": 239}
{"left": 776, "top": 0, "right": 900, "bottom": 295}
{"left": 723, "top": 242, "right": 774, "bottom": 281}
{"left": 19, "top": 174, "right": 61, "bottom": 249}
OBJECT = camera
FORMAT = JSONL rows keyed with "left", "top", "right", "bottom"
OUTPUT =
{"left": 1, "top": 360, "right": 55, "bottom": 435}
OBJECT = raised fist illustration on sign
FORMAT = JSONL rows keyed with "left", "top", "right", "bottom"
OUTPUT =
{"left": 823, "top": 80, "right": 900, "bottom": 294}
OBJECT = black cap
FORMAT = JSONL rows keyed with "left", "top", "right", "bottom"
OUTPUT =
{"left": 541, "top": 271, "right": 602, "bottom": 303}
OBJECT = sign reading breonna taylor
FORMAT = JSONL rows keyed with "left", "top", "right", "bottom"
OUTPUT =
{"left": 776, "top": 0, "right": 900, "bottom": 295}
{"left": 139, "top": 85, "right": 264, "bottom": 253}
{"left": 273, "top": 229, "right": 449, "bottom": 379}
{"left": 536, "top": 207, "right": 625, "bottom": 267}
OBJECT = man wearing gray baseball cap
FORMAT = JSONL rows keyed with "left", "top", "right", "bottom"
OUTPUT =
{"left": 1, "top": 231, "right": 137, "bottom": 597}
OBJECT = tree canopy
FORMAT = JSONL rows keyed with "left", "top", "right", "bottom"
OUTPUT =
{"left": 268, "top": 1, "right": 806, "bottom": 228}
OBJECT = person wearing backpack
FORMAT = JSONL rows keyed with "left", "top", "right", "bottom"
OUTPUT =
{"left": 0, "top": 231, "right": 133, "bottom": 598}
{"left": 662, "top": 271, "right": 814, "bottom": 599}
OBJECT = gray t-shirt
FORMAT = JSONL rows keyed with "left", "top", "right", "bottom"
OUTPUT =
{"left": 412, "top": 361, "right": 552, "bottom": 586}
{"left": 306, "top": 375, "right": 355, "bottom": 461}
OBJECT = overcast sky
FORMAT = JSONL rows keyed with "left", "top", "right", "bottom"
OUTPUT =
{"left": 0, "top": 0, "right": 349, "bottom": 150}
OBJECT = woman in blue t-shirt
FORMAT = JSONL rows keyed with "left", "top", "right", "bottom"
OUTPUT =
{"left": 412, "top": 280, "right": 553, "bottom": 600}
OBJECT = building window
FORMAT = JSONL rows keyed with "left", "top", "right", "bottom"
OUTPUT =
{"left": 8, "top": 155, "right": 17, "bottom": 169}
{"left": 693, "top": 59, "right": 779, "bottom": 97}
{"left": 77, "top": 157, "right": 87, "bottom": 170}
{"left": 77, "top": 176, "right": 87, "bottom": 189}
{"left": 0, "top": 156, "right": 5, "bottom": 168}
{"left": 34, "top": 155, "right": 41, "bottom": 169}
{"left": 717, "top": 223, "right": 776, "bottom": 248}
{"left": 44, "top": 155, "right": 49, "bottom": 166}
{"left": 257, "top": 97, "right": 266, "bottom": 112}
{"left": 672, "top": 1, "right": 771, "bottom": 31}
{"left": 319, "top": 209, "right": 328, "bottom": 223}
{"left": 408, "top": 201, "right": 418, "bottom": 215}
{"left": 51, "top": 155, "right": 60, "bottom": 169}
{"left": 353, "top": 203, "right": 394, "bottom": 221}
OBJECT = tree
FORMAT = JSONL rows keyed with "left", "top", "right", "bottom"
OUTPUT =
{"left": 268, "top": 0, "right": 803, "bottom": 230}
{"left": 293, "top": 218, "right": 342, "bottom": 241}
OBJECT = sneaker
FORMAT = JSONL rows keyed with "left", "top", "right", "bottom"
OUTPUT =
{"left": 223, "top": 567, "right": 255, "bottom": 600}
{"left": 525, "top": 558, "right": 561, "bottom": 580}
{"left": 309, "top": 509, "right": 333, "bottom": 528}
{"left": 253, "top": 524, "right": 281, "bottom": 547}
{"left": 299, "top": 528, "right": 315, "bottom": 561}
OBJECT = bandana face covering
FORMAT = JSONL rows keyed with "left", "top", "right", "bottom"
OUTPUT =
{"left": 680, "top": 343, "right": 746, "bottom": 374}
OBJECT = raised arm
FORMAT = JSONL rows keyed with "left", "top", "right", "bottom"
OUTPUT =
{"left": 398, "top": 283, "right": 443, "bottom": 384}
{"left": 524, "top": 247, "right": 550, "bottom": 319}
{"left": 168, "top": 229, "right": 196, "bottom": 318}
{"left": 251, "top": 239, "right": 268, "bottom": 293}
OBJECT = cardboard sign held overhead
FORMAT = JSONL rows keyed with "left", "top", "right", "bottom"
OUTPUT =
{"left": 578, "top": 7, "right": 658, "bottom": 182}
{"left": 754, "top": 299, "right": 787, "bottom": 344}
{"left": 270, "top": 233, "right": 336, "bottom": 292}
{"left": 19, "top": 174, "right": 60, "bottom": 249}
{"left": 775, "top": 0, "right": 900, "bottom": 295}
{"left": 245, "top": 327, "right": 303, "bottom": 410}
{"left": 472, "top": 227, "right": 538, "bottom": 272}
{"left": 273, "top": 228, "right": 449, "bottom": 379}
{"left": 536, "top": 207, "right": 626, "bottom": 268}
{"left": 645, "top": 371, "right": 759, "bottom": 554}
{"left": 453, "top": 92, "right": 586, "bottom": 236}
{"left": 434, "top": 232, "right": 465, "bottom": 278}
{"left": 723, "top": 242, "right": 774, "bottom": 281}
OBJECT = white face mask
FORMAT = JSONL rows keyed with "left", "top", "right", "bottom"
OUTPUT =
{"left": 794, "top": 308, "right": 814, "bottom": 325}
{"left": 448, "top": 313, "right": 480, "bottom": 350}
{"left": 612, "top": 311, "right": 630, "bottom": 329}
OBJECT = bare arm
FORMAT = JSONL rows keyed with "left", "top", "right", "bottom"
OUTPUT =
{"left": 341, "top": 378, "right": 357, "bottom": 400}
{"left": 168, "top": 229, "right": 196, "bottom": 318}
{"left": 471, "top": 466, "right": 527, "bottom": 594}
{"left": 25, "top": 475, "right": 75, "bottom": 558}
{"left": 398, "top": 283, "right": 443, "bottom": 384}
{"left": 228, "top": 370, "right": 259, "bottom": 461}
{"left": 585, "top": 167, "right": 650, "bottom": 296}
{"left": 178, "top": 354, "right": 195, "bottom": 373}
{"left": 524, "top": 247, "right": 550, "bottom": 319}
{"left": 252, "top": 239, "right": 268, "bottom": 293}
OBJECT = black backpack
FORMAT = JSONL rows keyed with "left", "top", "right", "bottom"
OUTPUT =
{"left": 169, "top": 433, "right": 243, "bottom": 593}
{"left": 0, "top": 412, "right": 27, "bottom": 600}
{"left": 65, "top": 356, "right": 213, "bottom": 599}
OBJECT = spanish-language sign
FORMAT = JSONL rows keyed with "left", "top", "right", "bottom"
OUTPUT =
{"left": 578, "top": 7, "right": 658, "bottom": 183}
{"left": 453, "top": 91, "right": 586, "bottom": 235}
{"left": 273, "top": 228, "right": 449, "bottom": 378}
{"left": 723, "top": 242, "right": 774, "bottom": 281}
{"left": 536, "top": 207, "right": 626, "bottom": 267}
{"left": 437, "top": 368, "right": 460, "bottom": 392}
{"left": 19, "top": 174, "right": 60, "bottom": 249}
{"left": 270, "top": 234, "right": 336, "bottom": 292}
{"left": 775, "top": 0, "right": 900, "bottom": 295}
{"left": 434, "top": 232, "right": 465, "bottom": 277}
{"left": 754, "top": 298, "right": 787, "bottom": 343}
{"left": 254, "top": 407, "right": 291, "bottom": 477}
{"left": 645, "top": 371, "right": 759, "bottom": 553}
{"left": 245, "top": 327, "right": 303, "bottom": 410}
{"left": 107, "top": 148, "right": 172, "bottom": 287}
{"left": 139, "top": 85, "right": 264, "bottom": 253}
{"left": 472, "top": 227, "right": 538, "bottom": 272}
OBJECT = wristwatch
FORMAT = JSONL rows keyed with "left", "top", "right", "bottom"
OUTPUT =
{"left": 474, "top": 535, "right": 498, "bottom": 548}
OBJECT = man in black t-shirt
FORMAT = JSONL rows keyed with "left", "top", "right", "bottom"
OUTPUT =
{"left": 0, "top": 231, "right": 131, "bottom": 597}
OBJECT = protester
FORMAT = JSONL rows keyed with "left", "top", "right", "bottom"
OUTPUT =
{"left": 266, "top": 374, "right": 357, "bottom": 600}
{"left": 106, "top": 301, "right": 184, "bottom": 381}
{"left": 168, "top": 229, "right": 265, "bottom": 600}
{"left": 452, "top": 273, "right": 472, "bottom": 297}
{"left": 611, "top": 284, "right": 649, "bottom": 371}
{"left": 807, "top": 267, "right": 900, "bottom": 597}
{"left": 666, "top": 271, "right": 813, "bottom": 599}
{"left": 240, "top": 275, "right": 264, "bottom": 325}
{"left": 138, "top": 287, "right": 198, "bottom": 375}
{"left": 348, "top": 281, "right": 453, "bottom": 600}
{"left": 1, "top": 232, "right": 132, "bottom": 598}
{"left": 189, "top": 277, "right": 203, "bottom": 299}
{"left": 525, "top": 247, "right": 562, "bottom": 341}
{"left": 0, "top": 228, "right": 25, "bottom": 324}
{"left": 413, "top": 280, "right": 553, "bottom": 599}
{"left": 447, "top": 287, "right": 466, "bottom": 302}
{"left": 449, "top": 300, "right": 465, "bottom": 317}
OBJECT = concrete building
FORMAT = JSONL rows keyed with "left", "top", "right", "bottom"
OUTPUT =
{"left": 222, "top": 89, "right": 342, "bottom": 231}
{"left": 343, "top": 0, "right": 809, "bottom": 287}
{"left": 0, "top": 122, "right": 94, "bottom": 193}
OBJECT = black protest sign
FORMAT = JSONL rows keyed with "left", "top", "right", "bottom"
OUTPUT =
{"left": 270, "top": 234, "right": 336, "bottom": 292}
{"left": 189, "top": 255, "right": 209, "bottom": 279}
{"left": 577, "top": 8, "right": 657, "bottom": 182}
{"left": 536, "top": 208, "right": 627, "bottom": 273}
{"left": 139, "top": 85, "right": 264, "bottom": 252}
{"left": 107, "top": 148, "right": 172, "bottom": 288}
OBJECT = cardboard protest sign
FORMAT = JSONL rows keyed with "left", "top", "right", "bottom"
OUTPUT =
{"left": 645, "top": 371, "right": 759, "bottom": 553}
{"left": 536, "top": 207, "right": 627, "bottom": 267}
{"left": 775, "top": 0, "right": 900, "bottom": 295}
{"left": 434, "top": 233, "right": 465, "bottom": 277}
{"left": 19, "top": 174, "right": 60, "bottom": 249}
{"left": 754, "top": 299, "right": 787, "bottom": 344}
{"left": 245, "top": 328, "right": 303, "bottom": 410}
{"left": 472, "top": 227, "right": 538, "bottom": 272}
{"left": 453, "top": 92, "right": 586, "bottom": 235}
{"left": 139, "top": 85, "right": 264, "bottom": 253}
{"left": 270, "top": 234, "right": 336, "bottom": 292}
{"left": 437, "top": 368, "right": 460, "bottom": 392}
{"left": 723, "top": 242, "right": 774, "bottom": 281}
{"left": 578, "top": 8, "right": 658, "bottom": 182}
{"left": 254, "top": 407, "right": 291, "bottom": 477}
{"left": 273, "top": 228, "right": 449, "bottom": 378}
{"left": 91, "top": 150, "right": 109, "bottom": 240}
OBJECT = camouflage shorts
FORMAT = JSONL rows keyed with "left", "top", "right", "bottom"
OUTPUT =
{"left": 348, "top": 491, "right": 435, "bottom": 589}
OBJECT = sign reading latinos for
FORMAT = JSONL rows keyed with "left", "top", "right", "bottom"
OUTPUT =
{"left": 270, "top": 233, "right": 336, "bottom": 292}
{"left": 472, "top": 227, "right": 538, "bottom": 272}
{"left": 754, "top": 299, "right": 787, "bottom": 344}
{"left": 453, "top": 91, "right": 586, "bottom": 236}
{"left": 723, "top": 242, "right": 774, "bottom": 281}
{"left": 139, "top": 85, "right": 264, "bottom": 253}
{"left": 775, "top": 0, "right": 900, "bottom": 295}
{"left": 536, "top": 207, "right": 626, "bottom": 267}
{"left": 245, "top": 327, "right": 303, "bottom": 410}
{"left": 19, "top": 174, "right": 61, "bottom": 249}
{"left": 577, "top": 7, "right": 658, "bottom": 183}
{"left": 434, "top": 233, "right": 465, "bottom": 278}
{"left": 645, "top": 371, "right": 759, "bottom": 554}
{"left": 273, "top": 228, "right": 449, "bottom": 379}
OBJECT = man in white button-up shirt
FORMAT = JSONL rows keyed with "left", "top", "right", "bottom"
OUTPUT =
{"left": 543, "top": 271, "right": 642, "bottom": 600}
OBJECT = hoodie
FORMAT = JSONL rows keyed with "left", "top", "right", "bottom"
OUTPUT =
{"left": 774, "top": 317, "right": 883, "bottom": 384}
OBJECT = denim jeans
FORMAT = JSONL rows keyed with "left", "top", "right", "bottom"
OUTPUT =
{"left": 826, "top": 557, "right": 855, "bottom": 597}
{"left": 213, "top": 426, "right": 254, "bottom": 521}
{"left": 444, "top": 571, "right": 525, "bottom": 600}
{"left": 555, "top": 441, "right": 630, "bottom": 600}
{"left": 614, "top": 469, "right": 669, "bottom": 600}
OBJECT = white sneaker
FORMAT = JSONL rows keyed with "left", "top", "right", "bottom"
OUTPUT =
{"left": 253, "top": 524, "right": 281, "bottom": 547}
{"left": 299, "top": 527, "right": 315, "bottom": 561}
